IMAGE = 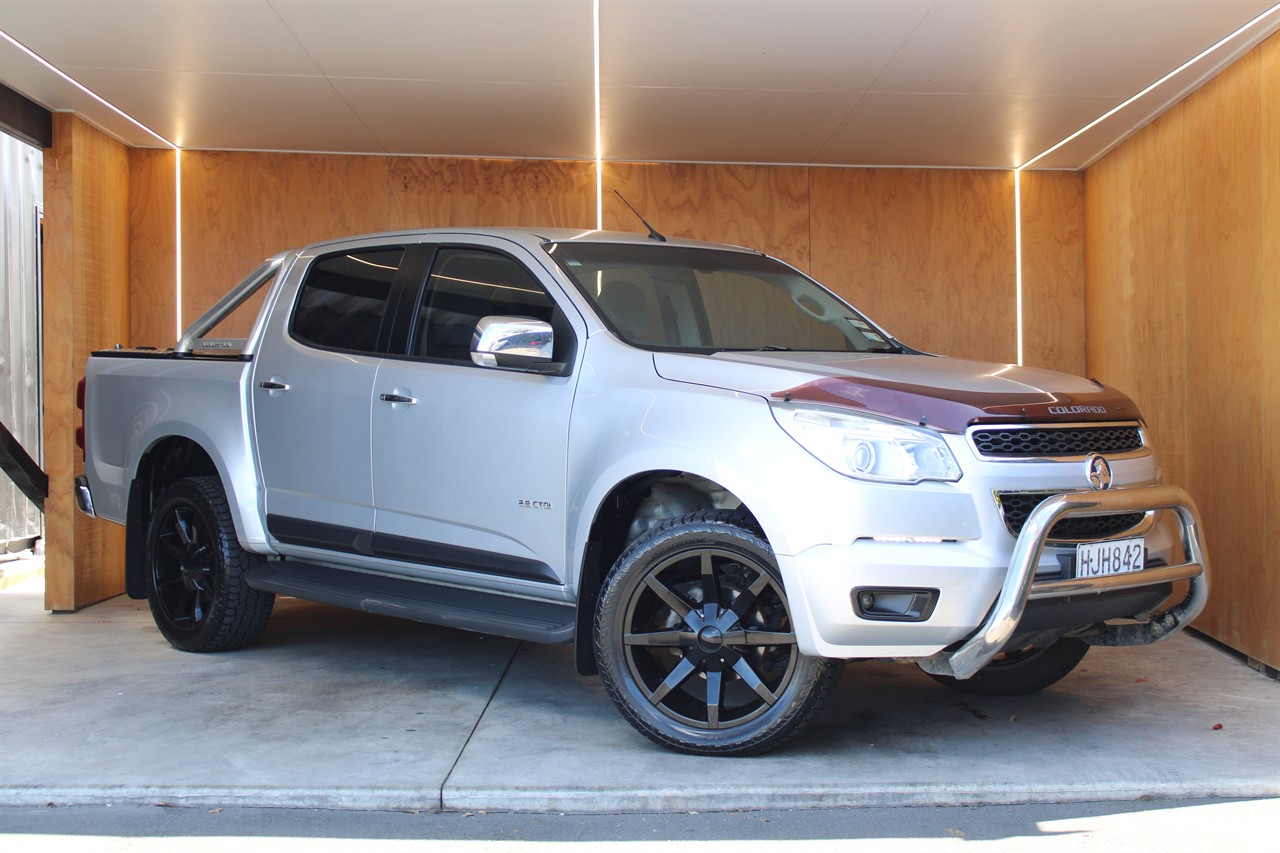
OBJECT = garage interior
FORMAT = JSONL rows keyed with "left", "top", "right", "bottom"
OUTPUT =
{"left": 0, "top": 0, "right": 1276, "bottom": 702}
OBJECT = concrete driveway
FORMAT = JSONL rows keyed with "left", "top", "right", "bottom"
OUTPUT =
{"left": 2, "top": 578, "right": 1277, "bottom": 813}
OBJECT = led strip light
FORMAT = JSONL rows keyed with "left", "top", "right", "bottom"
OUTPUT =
{"left": 0, "top": 28, "right": 184, "bottom": 339}
{"left": 1012, "top": 2, "right": 1280, "bottom": 366}
{"left": 594, "top": 0, "right": 603, "bottom": 230}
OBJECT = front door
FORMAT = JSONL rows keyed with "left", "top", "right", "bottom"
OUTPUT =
{"left": 371, "top": 242, "right": 579, "bottom": 585}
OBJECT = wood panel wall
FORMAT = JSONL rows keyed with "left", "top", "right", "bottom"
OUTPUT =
{"left": 1263, "top": 31, "right": 1279, "bottom": 671}
{"left": 131, "top": 156, "right": 1081, "bottom": 371}
{"left": 42, "top": 114, "right": 130, "bottom": 611}
{"left": 128, "top": 149, "right": 176, "bottom": 346}
{"left": 810, "top": 169, "right": 1018, "bottom": 364}
{"left": 1021, "top": 172, "right": 1085, "bottom": 375}
{"left": 390, "top": 156, "right": 595, "bottom": 232}
{"left": 602, "top": 162, "right": 811, "bottom": 268}
{"left": 1085, "top": 32, "right": 1279, "bottom": 668}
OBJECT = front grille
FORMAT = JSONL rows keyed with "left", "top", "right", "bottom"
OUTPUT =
{"left": 995, "top": 490, "right": 1148, "bottom": 542}
{"left": 972, "top": 424, "right": 1143, "bottom": 459}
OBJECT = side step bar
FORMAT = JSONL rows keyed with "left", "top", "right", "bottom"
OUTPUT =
{"left": 245, "top": 559, "right": 575, "bottom": 644}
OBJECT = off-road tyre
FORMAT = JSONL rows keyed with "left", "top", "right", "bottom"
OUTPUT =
{"left": 594, "top": 510, "right": 840, "bottom": 755}
{"left": 144, "top": 475, "right": 275, "bottom": 652}
{"left": 922, "top": 637, "right": 1089, "bottom": 696}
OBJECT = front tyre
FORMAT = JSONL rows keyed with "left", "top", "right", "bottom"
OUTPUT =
{"left": 922, "top": 637, "right": 1089, "bottom": 696}
{"left": 594, "top": 511, "right": 840, "bottom": 755}
{"left": 144, "top": 475, "right": 274, "bottom": 652}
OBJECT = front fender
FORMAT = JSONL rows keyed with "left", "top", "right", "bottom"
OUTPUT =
{"left": 566, "top": 376, "right": 843, "bottom": 593}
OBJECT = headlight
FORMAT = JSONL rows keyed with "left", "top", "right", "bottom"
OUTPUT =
{"left": 771, "top": 404, "right": 962, "bottom": 484}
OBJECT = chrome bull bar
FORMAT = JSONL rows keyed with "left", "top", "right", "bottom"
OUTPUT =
{"left": 919, "top": 484, "right": 1209, "bottom": 680}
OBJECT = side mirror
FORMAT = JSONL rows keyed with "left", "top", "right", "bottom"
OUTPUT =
{"left": 470, "top": 316, "right": 566, "bottom": 374}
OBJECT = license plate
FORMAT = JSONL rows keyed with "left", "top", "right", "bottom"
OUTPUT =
{"left": 1075, "top": 537, "right": 1146, "bottom": 579}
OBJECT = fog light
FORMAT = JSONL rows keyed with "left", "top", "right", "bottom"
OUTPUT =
{"left": 852, "top": 587, "right": 939, "bottom": 622}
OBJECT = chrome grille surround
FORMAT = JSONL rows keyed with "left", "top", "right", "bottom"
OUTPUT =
{"left": 994, "top": 489, "right": 1154, "bottom": 544}
{"left": 968, "top": 421, "right": 1146, "bottom": 461}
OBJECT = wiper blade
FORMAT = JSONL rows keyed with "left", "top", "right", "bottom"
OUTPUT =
{"left": 752, "top": 344, "right": 792, "bottom": 351}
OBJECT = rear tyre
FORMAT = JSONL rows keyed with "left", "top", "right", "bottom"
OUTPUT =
{"left": 594, "top": 511, "right": 840, "bottom": 755}
{"left": 144, "top": 475, "right": 274, "bottom": 652}
{"left": 922, "top": 637, "right": 1089, "bottom": 696}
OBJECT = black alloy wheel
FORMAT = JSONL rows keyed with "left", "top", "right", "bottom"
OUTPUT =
{"left": 152, "top": 499, "right": 217, "bottom": 630}
{"left": 595, "top": 511, "right": 839, "bottom": 755}
{"left": 145, "top": 476, "right": 274, "bottom": 652}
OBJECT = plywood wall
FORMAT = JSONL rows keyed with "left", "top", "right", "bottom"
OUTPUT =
{"left": 1021, "top": 172, "right": 1085, "bottom": 375}
{"left": 810, "top": 168, "right": 1018, "bottom": 363}
{"left": 390, "top": 156, "right": 595, "bottom": 231}
{"left": 128, "top": 149, "right": 176, "bottom": 346}
{"left": 602, "top": 162, "right": 811, "bottom": 268}
{"left": 128, "top": 153, "right": 1083, "bottom": 376}
{"left": 42, "top": 114, "right": 130, "bottom": 611}
{"left": 1262, "top": 28, "right": 1280, "bottom": 673}
{"left": 1085, "top": 32, "right": 1279, "bottom": 668}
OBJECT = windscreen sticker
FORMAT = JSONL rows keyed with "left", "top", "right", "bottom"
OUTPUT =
{"left": 847, "top": 318, "right": 872, "bottom": 330}
{"left": 863, "top": 332, "right": 886, "bottom": 343}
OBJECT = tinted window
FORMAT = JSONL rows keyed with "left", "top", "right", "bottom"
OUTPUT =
{"left": 548, "top": 243, "right": 899, "bottom": 354}
{"left": 291, "top": 248, "right": 404, "bottom": 353}
{"left": 414, "top": 248, "right": 562, "bottom": 362}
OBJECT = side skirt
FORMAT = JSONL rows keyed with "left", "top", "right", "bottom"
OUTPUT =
{"left": 244, "top": 559, "right": 575, "bottom": 645}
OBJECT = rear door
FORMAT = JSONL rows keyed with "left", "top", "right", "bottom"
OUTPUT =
{"left": 370, "top": 240, "right": 582, "bottom": 585}
{"left": 251, "top": 243, "right": 411, "bottom": 554}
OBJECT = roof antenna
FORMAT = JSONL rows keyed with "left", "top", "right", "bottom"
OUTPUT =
{"left": 613, "top": 190, "right": 667, "bottom": 242}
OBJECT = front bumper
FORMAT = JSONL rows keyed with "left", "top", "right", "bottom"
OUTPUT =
{"left": 780, "top": 484, "right": 1208, "bottom": 677}
{"left": 918, "top": 484, "right": 1208, "bottom": 679}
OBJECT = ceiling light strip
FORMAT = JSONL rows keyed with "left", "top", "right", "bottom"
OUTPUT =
{"left": 594, "top": 0, "right": 603, "bottom": 230}
{"left": 1, "top": 27, "right": 185, "bottom": 344}
{"left": 1013, "top": 170, "right": 1024, "bottom": 367}
{"left": 1012, "top": 1, "right": 1279, "bottom": 369}
{"left": 175, "top": 150, "right": 183, "bottom": 340}
{"left": 0, "top": 28, "right": 177, "bottom": 150}
{"left": 1019, "top": 2, "right": 1280, "bottom": 171}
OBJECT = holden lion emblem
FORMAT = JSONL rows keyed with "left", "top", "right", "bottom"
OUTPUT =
{"left": 1085, "top": 453, "right": 1113, "bottom": 491}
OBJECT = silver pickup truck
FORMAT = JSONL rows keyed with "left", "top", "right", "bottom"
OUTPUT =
{"left": 76, "top": 228, "right": 1209, "bottom": 755}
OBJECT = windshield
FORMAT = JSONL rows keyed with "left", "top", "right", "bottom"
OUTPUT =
{"left": 545, "top": 242, "right": 900, "bottom": 354}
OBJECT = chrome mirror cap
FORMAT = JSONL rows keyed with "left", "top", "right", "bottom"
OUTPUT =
{"left": 471, "top": 316, "right": 554, "bottom": 368}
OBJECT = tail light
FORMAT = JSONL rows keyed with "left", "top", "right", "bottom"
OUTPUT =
{"left": 76, "top": 377, "right": 86, "bottom": 459}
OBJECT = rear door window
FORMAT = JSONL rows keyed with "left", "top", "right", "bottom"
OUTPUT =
{"left": 291, "top": 248, "right": 405, "bottom": 353}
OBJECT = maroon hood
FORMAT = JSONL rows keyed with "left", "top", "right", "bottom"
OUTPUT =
{"left": 772, "top": 374, "right": 1141, "bottom": 433}
{"left": 652, "top": 351, "right": 1142, "bottom": 433}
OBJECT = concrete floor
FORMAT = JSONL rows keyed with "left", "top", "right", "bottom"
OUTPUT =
{"left": 1, "top": 577, "right": 1277, "bottom": 813}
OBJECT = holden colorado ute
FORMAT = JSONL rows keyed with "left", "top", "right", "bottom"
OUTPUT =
{"left": 75, "top": 228, "right": 1209, "bottom": 755}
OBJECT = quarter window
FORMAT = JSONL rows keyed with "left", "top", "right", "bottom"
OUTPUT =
{"left": 291, "top": 248, "right": 404, "bottom": 353}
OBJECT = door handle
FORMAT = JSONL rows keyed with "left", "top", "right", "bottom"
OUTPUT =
{"left": 258, "top": 380, "right": 290, "bottom": 391}
{"left": 379, "top": 393, "right": 417, "bottom": 405}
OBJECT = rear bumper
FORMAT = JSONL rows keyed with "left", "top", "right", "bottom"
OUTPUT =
{"left": 918, "top": 484, "right": 1208, "bottom": 679}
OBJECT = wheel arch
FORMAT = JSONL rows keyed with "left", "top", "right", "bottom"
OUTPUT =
{"left": 571, "top": 468, "right": 760, "bottom": 675}
{"left": 123, "top": 435, "right": 222, "bottom": 598}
